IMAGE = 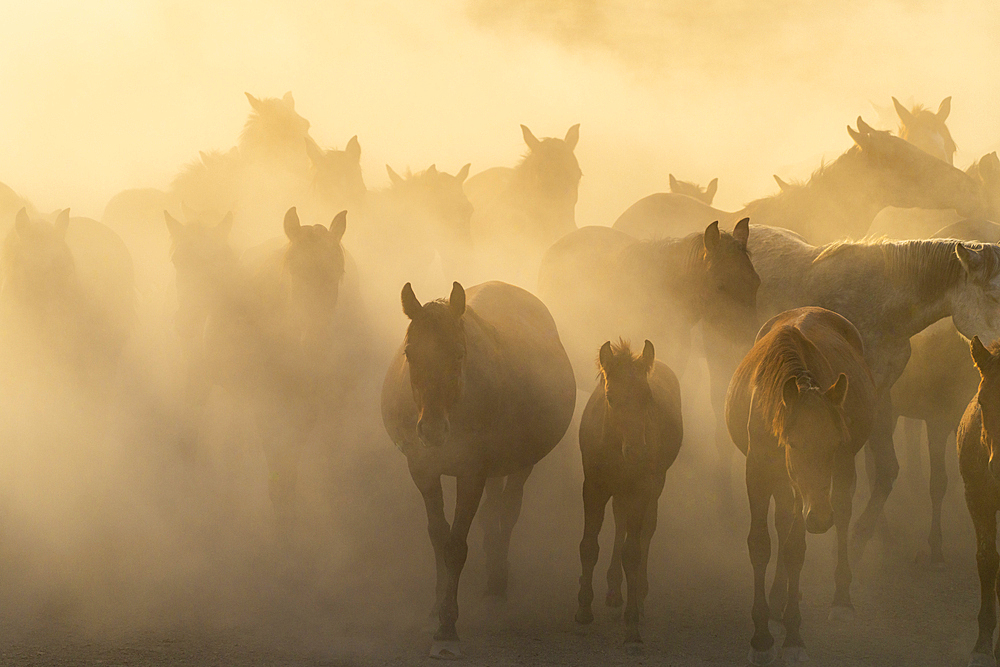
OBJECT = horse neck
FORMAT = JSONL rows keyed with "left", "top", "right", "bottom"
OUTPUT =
{"left": 458, "top": 308, "right": 509, "bottom": 405}
{"left": 621, "top": 236, "right": 702, "bottom": 319}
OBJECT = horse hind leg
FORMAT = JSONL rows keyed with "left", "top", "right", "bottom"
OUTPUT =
{"left": 925, "top": 420, "right": 950, "bottom": 566}
{"left": 480, "top": 476, "right": 503, "bottom": 596}
{"left": 606, "top": 494, "right": 626, "bottom": 609}
{"left": 485, "top": 465, "right": 533, "bottom": 598}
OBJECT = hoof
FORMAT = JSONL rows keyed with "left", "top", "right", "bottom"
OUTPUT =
{"left": 430, "top": 640, "right": 462, "bottom": 660}
{"left": 624, "top": 641, "right": 644, "bottom": 656}
{"left": 969, "top": 653, "right": 998, "bottom": 667}
{"left": 828, "top": 605, "right": 855, "bottom": 623}
{"left": 748, "top": 645, "right": 778, "bottom": 666}
{"left": 782, "top": 646, "right": 809, "bottom": 663}
{"left": 575, "top": 607, "right": 594, "bottom": 625}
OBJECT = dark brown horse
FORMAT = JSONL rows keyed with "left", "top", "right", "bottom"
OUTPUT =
{"left": 669, "top": 174, "right": 718, "bottom": 205}
{"left": 957, "top": 336, "right": 1000, "bottom": 667}
{"left": 575, "top": 340, "right": 682, "bottom": 647}
{"left": 381, "top": 281, "right": 576, "bottom": 658}
{"left": 614, "top": 118, "right": 984, "bottom": 245}
{"left": 726, "top": 307, "right": 875, "bottom": 665}
{"left": 465, "top": 124, "right": 581, "bottom": 286}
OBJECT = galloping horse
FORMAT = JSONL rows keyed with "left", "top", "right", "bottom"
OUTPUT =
{"left": 726, "top": 307, "right": 875, "bottom": 665}
{"left": 614, "top": 118, "right": 983, "bottom": 245}
{"left": 381, "top": 281, "right": 576, "bottom": 658}
{"left": 746, "top": 226, "right": 1000, "bottom": 562}
{"left": 465, "top": 124, "right": 581, "bottom": 286}
{"left": 576, "top": 340, "right": 682, "bottom": 647}
{"left": 958, "top": 336, "right": 1000, "bottom": 667}
{"left": 669, "top": 174, "right": 718, "bottom": 205}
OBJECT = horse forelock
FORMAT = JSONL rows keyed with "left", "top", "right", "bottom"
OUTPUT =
{"left": 752, "top": 327, "right": 828, "bottom": 437}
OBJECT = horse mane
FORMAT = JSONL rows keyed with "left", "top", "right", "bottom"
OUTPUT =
{"left": 741, "top": 147, "right": 862, "bottom": 210}
{"left": 752, "top": 326, "right": 823, "bottom": 436}
{"left": 814, "top": 237, "right": 1000, "bottom": 293}
{"left": 595, "top": 338, "right": 641, "bottom": 379}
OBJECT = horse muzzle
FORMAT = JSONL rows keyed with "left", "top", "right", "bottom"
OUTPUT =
{"left": 804, "top": 502, "right": 834, "bottom": 535}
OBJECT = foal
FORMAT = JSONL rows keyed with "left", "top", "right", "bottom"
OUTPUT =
{"left": 576, "top": 340, "right": 683, "bottom": 646}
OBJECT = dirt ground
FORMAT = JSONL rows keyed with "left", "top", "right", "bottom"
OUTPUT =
{"left": 0, "top": 357, "right": 987, "bottom": 667}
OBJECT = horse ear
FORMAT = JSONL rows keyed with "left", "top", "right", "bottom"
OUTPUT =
{"left": 427, "top": 164, "right": 437, "bottom": 175}
{"left": 937, "top": 96, "right": 951, "bottom": 121}
{"left": 14, "top": 207, "right": 30, "bottom": 236}
{"left": 732, "top": 218, "right": 750, "bottom": 249}
{"left": 165, "top": 211, "right": 183, "bottom": 239}
{"left": 892, "top": 97, "right": 914, "bottom": 125}
{"left": 386, "top": 165, "right": 404, "bottom": 186}
{"left": 703, "top": 221, "right": 721, "bottom": 252}
{"left": 774, "top": 174, "right": 791, "bottom": 192}
{"left": 564, "top": 124, "right": 580, "bottom": 150}
{"left": 705, "top": 178, "right": 718, "bottom": 202}
{"left": 329, "top": 210, "right": 347, "bottom": 242}
{"left": 346, "top": 135, "right": 361, "bottom": 162}
{"left": 641, "top": 340, "right": 655, "bottom": 374}
{"left": 782, "top": 377, "right": 800, "bottom": 408}
{"left": 956, "top": 243, "right": 985, "bottom": 275}
{"left": 826, "top": 373, "right": 849, "bottom": 408}
{"left": 282, "top": 91, "right": 295, "bottom": 109}
{"left": 668, "top": 174, "right": 678, "bottom": 191}
{"left": 54, "top": 209, "right": 70, "bottom": 238}
{"left": 847, "top": 124, "right": 867, "bottom": 149}
{"left": 216, "top": 212, "right": 234, "bottom": 239}
{"left": 972, "top": 336, "right": 995, "bottom": 371}
{"left": 857, "top": 116, "right": 876, "bottom": 135}
{"left": 449, "top": 282, "right": 466, "bottom": 318}
{"left": 401, "top": 282, "right": 422, "bottom": 320}
{"left": 245, "top": 92, "right": 262, "bottom": 112}
{"left": 305, "top": 138, "right": 324, "bottom": 166}
{"left": 283, "top": 207, "right": 302, "bottom": 241}
{"left": 198, "top": 150, "right": 210, "bottom": 164}
{"left": 599, "top": 341, "right": 614, "bottom": 372}
{"left": 521, "top": 125, "right": 541, "bottom": 151}
{"left": 456, "top": 163, "right": 471, "bottom": 184}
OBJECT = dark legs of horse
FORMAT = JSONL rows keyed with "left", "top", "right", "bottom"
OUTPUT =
{"left": 704, "top": 328, "right": 740, "bottom": 521}
{"left": 926, "top": 419, "right": 950, "bottom": 565}
{"left": 577, "top": 478, "right": 610, "bottom": 625}
{"left": 830, "top": 451, "right": 857, "bottom": 619}
{"left": 636, "top": 474, "right": 665, "bottom": 618}
{"left": 606, "top": 495, "right": 626, "bottom": 609}
{"left": 851, "top": 393, "right": 900, "bottom": 562}
{"left": 746, "top": 460, "right": 777, "bottom": 666}
{"left": 482, "top": 465, "right": 533, "bottom": 598}
{"left": 409, "top": 464, "right": 450, "bottom": 619}
{"left": 768, "top": 491, "right": 791, "bottom": 620}
{"left": 967, "top": 496, "right": 1000, "bottom": 664}
{"left": 620, "top": 489, "right": 650, "bottom": 645}
{"left": 775, "top": 486, "right": 807, "bottom": 662}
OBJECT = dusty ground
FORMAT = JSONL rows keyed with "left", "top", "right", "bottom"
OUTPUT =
{"left": 0, "top": 357, "right": 987, "bottom": 667}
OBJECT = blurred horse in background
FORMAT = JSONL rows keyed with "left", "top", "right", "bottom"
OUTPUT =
{"left": 669, "top": 174, "right": 718, "bottom": 205}
{"left": 893, "top": 96, "right": 955, "bottom": 165}
{"left": 465, "top": 124, "right": 581, "bottom": 287}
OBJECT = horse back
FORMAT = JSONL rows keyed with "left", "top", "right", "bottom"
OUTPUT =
{"left": 613, "top": 192, "right": 724, "bottom": 240}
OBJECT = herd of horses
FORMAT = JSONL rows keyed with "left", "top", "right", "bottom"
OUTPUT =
{"left": 4, "top": 90, "right": 1000, "bottom": 665}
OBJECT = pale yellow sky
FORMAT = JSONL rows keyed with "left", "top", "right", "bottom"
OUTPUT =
{"left": 1, "top": 1, "right": 997, "bottom": 223}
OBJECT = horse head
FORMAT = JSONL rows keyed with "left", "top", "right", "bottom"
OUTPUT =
{"left": 306, "top": 136, "right": 367, "bottom": 215}
{"left": 778, "top": 374, "right": 850, "bottom": 534}
{"left": 165, "top": 209, "right": 237, "bottom": 324}
{"left": 281, "top": 207, "right": 347, "bottom": 344}
{"left": 598, "top": 339, "right": 656, "bottom": 465}
{"left": 971, "top": 336, "right": 1000, "bottom": 480}
{"left": 401, "top": 281, "right": 467, "bottom": 448}
{"left": 517, "top": 124, "right": 582, "bottom": 226}
{"left": 386, "top": 163, "right": 474, "bottom": 246}
{"left": 241, "top": 91, "right": 313, "bottom": 169}
{"left": 669, "top": 174, "right": 718, "bottom": 205}
{"left": 2, "top": 208, "right": 74, "bottom": 306}
{"left": 698, "top": 218, "right": 759, "bottom": 342}
{"left": 893, "top": 96, "right": 955, "bottom": 165}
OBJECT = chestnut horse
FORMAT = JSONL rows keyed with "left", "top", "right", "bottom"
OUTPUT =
{"left": 575, "top": 340, "right": 682, "bottom": 646}
{"left": 726, "top": 307, "right": 875, "bottom": 665}
{"left": 381, "top": 281, "right": 576, "bottom": 658}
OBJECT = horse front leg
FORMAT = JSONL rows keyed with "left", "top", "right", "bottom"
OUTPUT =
{"left": 851, "top": 392, "right": 899, "bottom": 563}
{"left": 408, "top": 461, "right": 451, "bottom": 620}
{"left": 485, "top": 464, "right": 533, "bottom": 598}
{"left": 830, "top": 450, "right": 856, "bottom": 620}
{"left": 778, "top": 488, "right": 808, "bottom": 663}
{"left": 926, "top": 419, "right": 950, "bottom": 566}
{"left": 746, "top": 459, "right": 776, "bottom": 666}
{"left": 637, "top": 473, "right": 666, "bottom": 618}
{"left": 769, "top": 485, "right": 791, "bottom": 621}
{"left": 433, "top": 471, "right": 487, "bottom": 658}
{"left": 966, "top": 494, "right": 999, "bottom": 664}
{"left": 577, "top": 477, "right": 611, "bottom": 625}
{"left": 606, "top": 494, "right": 626, "bottom": 609}
{"left": 621, "top": 488, "right": 648, "bottom": 646}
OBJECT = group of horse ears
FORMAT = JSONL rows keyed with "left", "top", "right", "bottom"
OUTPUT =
{"left": 282, "top": 207, "right": 347, "bottom": 243}
{"left": 598, "top": 340, "right": 655, "bottom": 376}
{"left": 703, "top": 218, "right": 750, "bottom": 251}
{"left": 14, "top": 207, "right": 69, "bottom": 238}
{"left": 401, "top": 281, "right": 466, "bottom": 321}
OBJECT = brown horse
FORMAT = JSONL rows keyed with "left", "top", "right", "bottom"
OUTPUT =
{"left": 669, "top": 174, "right": 718, "bottom": 205}
{"left": 1, "top": 208, "right": 134, "bottom": 386}
{"left": 381, "top": 281, "right": 576, "bottom": 658}
{"left": 465, "top": 124, "right": 581, "bottom": 286}
{"left": 893, "top": 96, "right": 955, "bottom": 165}
{"left": 614, "top": 118, "right": 984, "bottom": 245}
{"left": 726, "top": 307, "right": 875, "bottom": 665}
{"left": 957, "top": 336, "right": 1000, "bottom": 667}
{"left": 575, "top": 340, "right": 682, "bottom": 647}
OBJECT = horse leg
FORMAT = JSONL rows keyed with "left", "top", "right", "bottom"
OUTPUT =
{"left": 577, "top": 477, "right": 611, "bottom": 625}
{"left": 605, "top": 494, "right": 626, "bottom": 609}
{"left": 485, "top": 465, "right": 533, "bottom": 598}
{"left": 769, "top": 485, "right": 791, "bottom": 621}
{"left": 480, "top": 476, "right": 503, "bottom": 596}
{"left": 709, "top": 358, "right": 737, "bottom": 519}
{"left": 926, "top": 419, "right": 950, "bottom": 566}
{"left": 851, "top": 394, "right": 899, "bottom": 563}
{"left": 830, "top": 450, "right": 857, "bottom": 620}
{"left": 621, "top": 488, "right": 647, "bottom": 646}
{"left": 967, "top": 497, "right": 999, "bottom": 662}
{"left": 408, "top": 461, "right": 451, "bottom": 619}
{"left": 747, "top": 461, "right": 777, "bottom": 665}
{"left": 636, "top": 473, "right": 665, "bottom": 619}
{"left": 901, "top": 417, "right": 925, "bottom": 487}
{"left": 433, "top": 472, "right": 487, "bottom": 655}
{"left": 778, "top": 488, "right": 808, "bottom": 663}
